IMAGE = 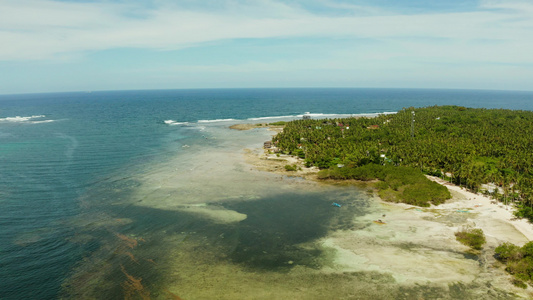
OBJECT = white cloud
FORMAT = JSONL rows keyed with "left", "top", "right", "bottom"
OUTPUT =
{"left": 0, "top": 0, "right": 532, "bottom": 67}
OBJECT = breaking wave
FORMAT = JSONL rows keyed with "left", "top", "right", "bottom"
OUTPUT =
{"left": 164, "top": 112, "right": 398, "bottom": 128}
{"left": 164, "top": 120, "right": 189, "bottom": 126}
{"left": 247, "top": 115, "right": 296, "bottom": 121}
{"left": 0, "top": 115, "right": 55, "bottom": 124}
{"left": 248, "top": 111, "right": 398, "bottom": 121}
{"left": 197, "top": 119, "right": 236, "bottom": 123}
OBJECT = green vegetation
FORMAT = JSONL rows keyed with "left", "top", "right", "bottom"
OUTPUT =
{"left": 284, "top": 164, "right": 298, "bottom": 171}
{"left": 495, "top": 241, "right": 533, "bottom": 287}
{"left": 454, "top": 228, "right": 486, "bottom": 250}
{"left": 252, "top": 121, "right": 286, "bottom": 127}
{"left": 273, "top": 106, "right": 533, "bottom": 212}
{"left": 514, "top": 205, "right": 533, "bottom": 221}
{"left": 318, "top": 164, "right": 450, "bottom": 206}
{"left": 511, "top": 278, "right": 528, "bottom": 289}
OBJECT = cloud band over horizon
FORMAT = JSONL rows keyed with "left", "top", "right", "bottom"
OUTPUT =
{"left": 1, "top": 0, "right": 532, "bottom": 93}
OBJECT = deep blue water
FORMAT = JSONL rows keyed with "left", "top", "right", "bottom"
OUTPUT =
{"left": 1, "top": 88, "right": 532, "bottom": 299}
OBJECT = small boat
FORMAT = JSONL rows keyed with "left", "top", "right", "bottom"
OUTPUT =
{"left": 373, "top": 219, "right": 386, "bottom": 225}
{"left": 332, "top": 202, "right": 342, "bottom": 208}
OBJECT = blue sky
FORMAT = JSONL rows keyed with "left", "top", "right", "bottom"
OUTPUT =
{"left": 1, "top": 0, "right": 532, "bottom": 94}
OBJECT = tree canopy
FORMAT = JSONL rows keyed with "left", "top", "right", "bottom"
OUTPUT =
{"left": 273, "top": 106, "right": 533, "bottom": 211}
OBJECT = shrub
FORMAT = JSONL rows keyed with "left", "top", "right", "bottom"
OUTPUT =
{"left": 505, "top": 257, "right": 533, "bottom": 282}
{"left": 375, "top": 181, "right": 389, "bottom": 190}
{"left": 511, "top": 278, "right": 527, "bottom": 289}
{"left": 522, "top": 241, "right": 533, "bottom": 257}
{"left": 455, "top": 228, "right": 486, "bottom": 250}
{"left": 294, "top": 149, "right": 305, "bottom": 159}
{"left": 495, "top": 241, "right": 533, "bottom": 287}
{"left": 514, "top": 206, "right": 533, "bottom": 222}
{"left": 378, "top": 188, "right": 396, "bottom": 203}
{"left": 317, "top": 170, "right": 331, "bottom": 179}
{"left": 316, "top": 164, "right": 451, "bottom": 206}
{"left": 304, "top": 159, "right": 313, "bottom": 168}
{"left": 269, "top": 121, "right": 287, "bottom": 126}
{"left": 402, "top": 185, "right": 432, "bottom": 207}
{"left": 495, "top": 242, "right": 522, "bottom": 262}
{"left": 284, "top": 164, "right": 298, "bottom": 171}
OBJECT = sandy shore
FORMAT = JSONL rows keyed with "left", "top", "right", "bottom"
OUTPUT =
{"left": 230, "top": 123, "right": 284, "bottom": 133}
{"left": 328, "top": 175, "right": 533, "bottom": 296}
{"left": 66, "top": 122, "right": 533, "bottom": 299}
{"left": 242, "top": 141, "right": 533, "bottom": 297}
{"left": 246, "top": 145, "right": 533, "bottom": 247}
{"left": 119, "top": 122, "right": 533, "bottom": 298}
{"left": 426, "top": 176, "right": 533, "bottom": 244}
{"left": 239, "top": 120, "right": 533, "bottom": 248}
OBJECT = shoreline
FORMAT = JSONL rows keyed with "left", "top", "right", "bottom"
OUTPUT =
{"left": 238, "top": 125, "right": 533, "bottom": 296}
{"left": 426, "top": 175, "right": 533, "bottom": 244}
{"left": 229, "top": 123, "right": 285, "bottom": 133}
{"left": 71, "top": 120, "right": 533, "bottom": 299}
{"left": 242, "top": 132, "right": 533, "bottom": 247}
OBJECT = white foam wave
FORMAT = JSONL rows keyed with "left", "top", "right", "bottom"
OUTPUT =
{"left": 301, "top": 113, "right": 325, "bottom": 117}
{"left": 164, "top": 120, "right": 189, "bottom": 126}
{"left": 31, "top": 120, "right": 55, "bottom": 124}
{"left": 247, "top": 115, "right": 297, "bottom": 121}
{"left": 197, "top": 118, "right": 236, "bottom": 123}
{"left": 328, "top": 112, "right": 398, "bottom": 118}
{"left": 298, "top": 113, "right": 359, "bottom": 118}
{"left": 0, "top": 115, "right": 54, "bottom": 124}
{"left": 168, "top": 112, "right": 397, "bottom": 126}
{"left": 185, "top": 126, "right": 206, "bottom": 131}
{"left": 246, "top": 111, "right": 399, "bottom": 122}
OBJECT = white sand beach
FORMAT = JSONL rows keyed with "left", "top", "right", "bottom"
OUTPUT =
{"left": 427, "top": 176, "right": 533, "bottom": 244}
{"left": 241, "top": 131, "right": 533, "bottom": 297}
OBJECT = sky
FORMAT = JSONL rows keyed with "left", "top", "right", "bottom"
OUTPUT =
{"left": 0, "top": 0, "right": 532, "bottom": 94}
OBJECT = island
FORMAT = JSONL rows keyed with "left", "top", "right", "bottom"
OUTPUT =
{"left": 240, "top": 105, "right": 533, "bottom": 291}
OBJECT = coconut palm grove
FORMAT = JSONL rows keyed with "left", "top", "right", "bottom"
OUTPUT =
{"left": 273, "top": 106, "right": 533, "bottom": 216}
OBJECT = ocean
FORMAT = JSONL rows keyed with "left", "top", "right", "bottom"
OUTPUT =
{"left": 1, "top": 88, "right": 533, "bottom": 299}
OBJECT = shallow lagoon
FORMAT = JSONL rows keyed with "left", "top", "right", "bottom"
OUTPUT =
{"left": 60, "top": 122, "right": 524, "bottom": 299}
{"left": 3, "top": 89, "right": 533, "bottom": 299}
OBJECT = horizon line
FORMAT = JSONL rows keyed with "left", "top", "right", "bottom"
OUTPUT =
{"left": 2, "top": 86, "right": 533, "bottom": 97}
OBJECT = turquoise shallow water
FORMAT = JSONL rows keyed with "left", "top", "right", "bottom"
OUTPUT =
{"left": 1, "top": 88, "right": 533, "bottom": 299}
